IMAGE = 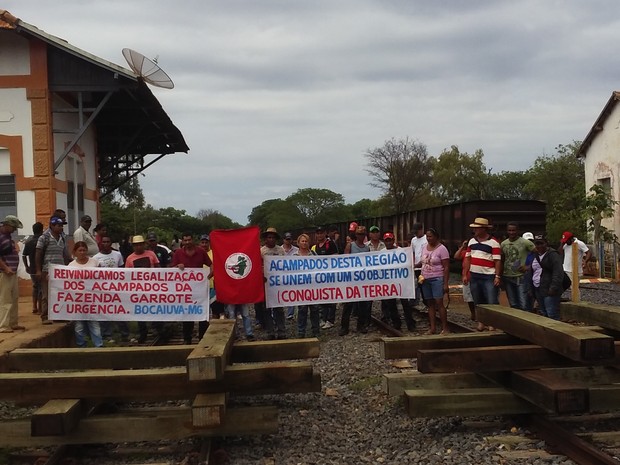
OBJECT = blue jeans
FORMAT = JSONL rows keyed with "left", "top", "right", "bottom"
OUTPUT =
{"left": 503, "top": 276, "right": 528, "bottom": 310}
{"left": 533, "top": 287, "right": 561, "bottom": 320}
{"left": 74, "top": 320, "right": 103, "bottom": 347}
{"left": 420, "top": 277, "right": 444, "bottom": 300}
{"left": 226, "top": 304, "right": 254, "bottom": 337}
{"left": 469, "top": 273, "right": 499, "bottom": 305}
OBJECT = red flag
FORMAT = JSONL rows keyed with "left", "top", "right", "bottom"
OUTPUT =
{"left": 210, "top": 226, "right": 264, "bottom": 304}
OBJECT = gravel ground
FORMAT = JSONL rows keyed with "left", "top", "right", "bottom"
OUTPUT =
{"left": 3, "top": 283, "right": 620, "bottom": 464}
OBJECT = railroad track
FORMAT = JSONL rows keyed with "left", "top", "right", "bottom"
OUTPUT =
{"left": 373, "top": 303, "right": 620, "bottom": 465}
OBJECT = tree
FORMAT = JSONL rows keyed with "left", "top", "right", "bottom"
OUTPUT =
{"left": 525, "top": 141, "right": 585, "bottom": 242}
{"left": 247, "top": 198, "right": 305, "bottom": 233}
{"left": 365, "top": 137, "right": 433, "bottom": 213}
{"left": 348, "top": 198, "right": 386, "bottom": 220}
{"left": 486, "top": 170, "right": 534, "bottom": 200}
{"left": 196, "top": 208, "right": 241, "bottom": 231}
{"left": 286, "top": 188, "right": 347, "bottom": 227}
{"left": 432, "top": 146, "right": 491, "bottom": 203}
{"left": 583, "top": 184, "right": 617, "bottom": 243}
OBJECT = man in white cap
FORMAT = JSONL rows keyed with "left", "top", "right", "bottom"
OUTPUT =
{"left": 0, "top": 215, "right": 24, "bottom": 333}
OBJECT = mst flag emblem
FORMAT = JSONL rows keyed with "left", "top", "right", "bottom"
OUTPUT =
{"left": 225, "top": 252, "right": 252, "bottom": 279}
{"left": 210, "top": 226, "right": 264, "bottom": 304}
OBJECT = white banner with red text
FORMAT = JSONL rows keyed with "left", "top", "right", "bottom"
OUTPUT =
{"left": 48, "top": 266, "right": 209, "bottom": 321}
{"left": 264, "top": 248, "right": 415, "bottom": 308}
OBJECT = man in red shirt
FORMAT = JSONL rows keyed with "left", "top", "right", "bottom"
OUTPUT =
{"left": 172, "top": 232, "right": 213, "bottom": 344}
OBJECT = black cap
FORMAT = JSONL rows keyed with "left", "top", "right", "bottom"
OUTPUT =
{"left": 146, "top": 232, "right": 157, "bottom": 241}
{"left": 316, "top": 226, "right": 326, "bottom": 232}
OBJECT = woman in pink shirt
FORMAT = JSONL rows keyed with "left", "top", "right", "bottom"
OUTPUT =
{"left": 420, "top": 228, "right": 450, "bottom": 334}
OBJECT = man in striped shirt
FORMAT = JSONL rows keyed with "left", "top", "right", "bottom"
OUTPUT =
{"left": 462, "top": 217, "right": 501, "bottom": 330}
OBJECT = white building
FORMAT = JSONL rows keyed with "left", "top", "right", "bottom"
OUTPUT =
{"left": 577, "top": 91, "right": 620, "bottom": 236}
{"left": 0, "top": 9, "right": 188, "bottom": 294}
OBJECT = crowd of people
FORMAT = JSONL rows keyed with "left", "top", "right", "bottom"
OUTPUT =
{"left": 0, "top": 212, "right": 592, "bottom": 345}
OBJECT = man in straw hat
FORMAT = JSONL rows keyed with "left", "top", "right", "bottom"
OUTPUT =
{"left": 255, "top": 227, "right": 287, "bottom": 339}
{"left": 0, "top": 215, "right": 24, "bottom": 333}
{"left": 462, "top": 217, "right": 501, "bottom": 331}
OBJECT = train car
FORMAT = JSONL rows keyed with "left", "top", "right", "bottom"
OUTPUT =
{"left": 351, "top": 199, "right": 546, "bottom": 254}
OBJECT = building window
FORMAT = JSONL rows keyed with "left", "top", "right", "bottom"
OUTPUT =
{"left": 598, "top": 177, "right": 612, "bottom": 197}
{"left": 0, "top": 174, "right": 17, "bottom": 220}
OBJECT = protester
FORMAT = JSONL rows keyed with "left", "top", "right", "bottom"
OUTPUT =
{"left": 282, "top": 232, "right": 299, "bottom": 319}
{"left": 93, "top": 223, "right": 107, "bottom": 251}
{"left": 328, "top": 225, "right": 342, "bottom": 254}
{"left": 462, "top": 217, "right": 501, "bottom": 331}
{"left": 125, "top": 235, "right": 161, "bottom": 343}
{"left": 294, "top": 233, "right": 320, "bottom": 338}
{"left": 367, "top": 225, "right": 385, "bottom": 251}
{"left": 36, "top": 216, "right": 70, "bottom": 325}
{"left": 73, "top": 215, "right": 99, "bottom": 257}
{"left": 256, "top": 227, "right": 286, "bottom": 340}
{"left": 68, "top": 241, "right": 103, "bottom": 347}
{"left": 147, "top": 232, "right": 171, "bottom": 268}
{"left": 339, "top": 225, "right": 371, "bottom": 336}
{"left": 22, "top": 221, "right": 44, "bottom": 314}
{"left": 410, "top": 222, "right": 427, "bottom": 310}
{"left": 558, "top": 231, "right": 591, "bottom": 299}
{"left": 420, "top": 228, "right": 450, "bottom": 334}
{"left": 171, "top": 232, "right": 213, "bottom": 344}
{"left": 94, "top": 235, "right": 128, "bottom": 343}
{"left": 500, "top": 222, "right": 534, "bottom": 311}
{"left": 200, "top": 234, "right": 224, "bottom": 320}
{"left": 0, "top": 215, "right": 24, "bottom": 333}
{"left": 314, "top": 226, "right": 338, "bottom": 329}
{"left": 380, "top": 232, "right": 416, "bottom": 331}
{"left": 454, "top": 240, "right": 476, "bottom": 321}
{"left": 522, "top": 232, "right": 537, "bottom": 312}
{"left": 527, "top": 234, "right": 564, "bottom": 320}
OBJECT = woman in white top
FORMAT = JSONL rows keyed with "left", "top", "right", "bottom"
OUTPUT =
{"left": 68, "top": 241, "right": 103, "bottom": 347}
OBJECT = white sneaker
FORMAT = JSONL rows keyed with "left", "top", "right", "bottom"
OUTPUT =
{"left": 322, "top": 321, "right": 334, "bottom": 329}
{"left": 319, "top": 320, "right": 326, "bottom": 327}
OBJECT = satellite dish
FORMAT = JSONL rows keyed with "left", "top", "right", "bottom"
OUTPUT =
{"left": 122, "top": 48, "right": 174, "bottom": 89}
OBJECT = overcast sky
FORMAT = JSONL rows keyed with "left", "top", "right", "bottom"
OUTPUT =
{"left": 6, "top": 1, "right": 620, "bottom": 224}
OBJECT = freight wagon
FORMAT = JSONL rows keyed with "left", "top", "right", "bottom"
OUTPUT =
{"left": 340, "top": 199, "right": 547, "bottom": 255}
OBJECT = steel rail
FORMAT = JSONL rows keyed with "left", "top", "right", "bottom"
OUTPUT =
{"left": 528, "top": 415, "right": 620, "bottom": 465}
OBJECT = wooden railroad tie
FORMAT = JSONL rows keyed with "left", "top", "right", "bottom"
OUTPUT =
{"left": 382, "top": 302, "right": 620, "bottom": 417}
{"left": 0, "top": 322, "right": 322, "bottom": 446}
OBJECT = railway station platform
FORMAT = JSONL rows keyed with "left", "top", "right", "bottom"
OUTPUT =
{"left": 0, "top": 297, "right": 72, "bottom": 365}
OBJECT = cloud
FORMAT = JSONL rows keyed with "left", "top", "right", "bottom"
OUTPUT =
{"left": 5, "top": 0, "right": 619, "bottom": 223}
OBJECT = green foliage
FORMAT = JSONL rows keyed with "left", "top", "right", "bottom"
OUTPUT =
{"left": 486, "top": 170, "right": 535, "bottom": 200}
{"left": 524, "top": 142, "right": 585, "bottom": 241}
{"left": 432, "top": 146, "right": 491, "bottom": 202}
{"left": 196, "top": 208, "right": 242, "bottom": 231}
{"left": 286, "top": 188, "right": 348, "bottom": 227}
{"left": 101, "top": 191, "right": 240, "bottom": 246}
{"left": 583, "top": 184, "right": 618, "bottom": 243}
{"left": 247, "top": 198, "right": 305, "bottom": 233}
{"left": 349, "top": 198, "right": 388, "bottom": 219}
